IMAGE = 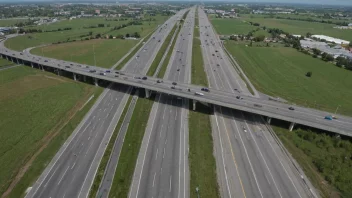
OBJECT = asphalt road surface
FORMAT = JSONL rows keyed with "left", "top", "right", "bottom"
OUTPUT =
{"left": 129, "top": 7, "right": 195, "bottom": 198}
{"left": 24, "top": 10, "right": 186, "bottom": 198}
{"left": 198, "top": 8, "right": 315, "bottom": 198}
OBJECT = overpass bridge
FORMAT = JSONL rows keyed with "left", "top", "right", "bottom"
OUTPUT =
{"left": 1, "top": 41, "right": 351, "bottom": 137}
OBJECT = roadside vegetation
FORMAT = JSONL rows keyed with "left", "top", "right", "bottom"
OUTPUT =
{"left": 225, "top": 41, "right": 352, "bottom": 116}
{"left": 272, "top": 122, "right": 352, "bottom": 198}
{"left": 0, "top": 66, "right": 103, "bottom": 197}
{"left": 108, "top": 94, "right": 154, "bottom": 198}
{"left": 147, "top": 23, "right": 177, "bottom": 76}
{"left": 189, "top": 9, "right": 220, "bottom": 198}
{"left": 89, "top": 94, "right": 133, "bottom": 198}
{"left": 31, "top": 39, "right": 138, "bottom": 68}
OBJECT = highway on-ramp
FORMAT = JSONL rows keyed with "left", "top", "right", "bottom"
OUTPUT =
{"left": 24, "top": 10, "right": 185, "bottom": 198}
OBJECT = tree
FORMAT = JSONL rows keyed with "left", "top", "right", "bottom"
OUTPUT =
{"left": 306, "top": 71, "right": 312, "bottom": 77}
{"left": 306, "top": 32, "right": 312, "bottom": 38}
{"left": 349, "top": 41, "right": 352, "bottom": 48}
{"left": 253, "top": 35, "right": 265, "bottom": 42}
{"left": 95, "top": 33, "right": 101, "bottom": 38}
{"left": 133, "top": 32, "right": 140, "bottom": 38}
{"left": 312, "top": 48, "right": 321, "bottom": 56}
{"left": 125, "top": 33, "right": 130, "bottom": 38}
{"left": 109, "top": 35, "right": 113, "bottom": 39}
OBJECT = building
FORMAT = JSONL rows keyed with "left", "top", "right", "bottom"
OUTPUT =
{"left": 349, "top": 23, "right": 352, "bottom": 27}
{"left": 95, "top": 10, "right": 100, "bottom": 15}
{"left": 301, "top": 39, "right": 352, "bottom": 59}
{"left": 312, "top": 35, "right": 350, "bottom": 45}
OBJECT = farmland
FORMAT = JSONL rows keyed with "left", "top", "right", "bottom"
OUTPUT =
{"left": 5, "top": 15, "right": 168, "bottom": 51}
{"left": 210, "top": 18, "right": 256, "bottom": 35}
{"left": 225, "top": 41, "right": 352, "bottom": 116}
{"left": 0, "top": 66, "right": 102, "bottom": 197}
{"left": 31, "top": 39, "right": 138, "bottom": 68}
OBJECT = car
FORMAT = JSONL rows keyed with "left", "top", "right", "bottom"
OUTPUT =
{"left": 100, "top": 72, "right": 106, "bottom": 76}
{"left": 106, "top": 70, "right": 111, "bottom": 73}
{"left": 179, "top": 58, "right": 181, "bottom": 61}
{"left": 201, "top": 87, "right": 209, "bottom": 92}
{"left": 182, "top": 64, "right": 185, "bottom": 67}
{"left": 142, "top": 76, "right": 147, "bottom": 80}
{"left": 177, "top": 50, "right": 180, "bottom": 52}
{"left": 195, "top": 92, "right": 204, "bottom": 96}
{"left": 115, "top": 71, "right": 119, "bottom": 74}
{"left": 217, "top": 64, "right": 220, "bottom": 66}
{"left": 120, "top": 72, "right": 125, "bottom": 75}
{"left": 236, "top": 96, "right": 241, "bottom": 99}
{"left": 20, "top": 53, "right": 23, "bottom": 55}
{"left": 172, "top": 82, "right": 177, "bottom": 85}
{"left": 153, "top": 37, "right": 155, "bottom": 39}
{"left": 158, "top": 40, "right": 161, "bottom": 42}
{"left": 212, "top": 54, "right": 215, "bottom": 56}
{"left": 324, "top": 115, "right": 333, "bottom": 120}
{"left": 171, "top": 86, "right": 175, "bottom": 89}
{"left": 115, "top": 75, "right": 119, "bottom": 77}
{"left": 134, "top": 76, "right": 141, "bottom": 79}
{"left": 65, "top": 66, "right": 70, "bottom": 68}
{"left": 44, "top": 60, "right": 48, "bottom": 62}
{"left": 58, "top": 64, "right": 61, "bottom": 66}
{"left": 215, "top": 50, "right": 218, "bottom": 52}
{"left": 177, "top": 69, "right": 180, "bottom": 71}
{"left": 289, "top": 107, "right": 295, "bottom": 110}
{"left": 254, "top": 104, "right": 262, "bottom": 108}
{"left": 70, "top": 63, "right": 73, "bottom": 66}
{"left": 89, "top": 69, "right": 96, "bottom": 73}
{"left": 77, "top": 65, "right": 81, "bottom": 67}
{"left": 157, "top": 80, "right": 162, "bottom": 83}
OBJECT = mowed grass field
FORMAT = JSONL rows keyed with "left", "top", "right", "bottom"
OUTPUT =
{"left": 0, "top": 18, "right": 28, "bottom": 27}
{"left": 5, "top": 15, "right": 168, "bottom": 51}
{"left": 225, "top": 41, "right": 352, "bottom": 116}
{"left": 0, "top": 58, "right": 15, "bottom": 67}
{"left": 242, "top": 16, "right": 352, "bottom": 41}
{"left": 0, "top": 66, "right": 102, "bottom": 196}
{"left": 211, "top": 18, "right": 256, "bottom": 35}
{"left": 31, "top": 39, "right": 138, "bottom": 68}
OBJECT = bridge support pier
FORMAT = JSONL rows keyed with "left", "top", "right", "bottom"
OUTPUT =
{"left": 16, "top": 58, "right": 19, "bottom": 65}
{"left": 73, "top": 73, "right": 77, "bottom": 81}
{"left": 145, "top": 88, "right": 151, "bottom": 98}
{"left": 31, "top": 62, "right": 34, "bottom": 68}
{"left": 94, "top": 78, "right": 98, "bottom": 86}
{"left": 83, "top": 75, "right": 86, "bottom": 82}
{"left": 193, "top": 99, "right": 197, "bottom": 111}
{"left": 289, "top": 122, "right": 295, "bottom": 131}
{"left": 267, "top": 117, "right": 272, "bottom": 124}
{"left": 41, "top": 65, "right": 45, "bottom": 71}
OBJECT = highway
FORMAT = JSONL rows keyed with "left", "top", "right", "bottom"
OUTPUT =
{"left": 24, "top": 10, "right": 186, "bottom": 198}
{"left": 198, "top": 8, "right": 315, "bottom": 198}
{"left": 1, "top": 37, "right": 351, "bottom": 136}
{"left": 129, "top": 7, "right": 195, "bottom": 198}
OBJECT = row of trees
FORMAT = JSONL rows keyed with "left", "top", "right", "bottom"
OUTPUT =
{"left": 263, "top": 14, "right": 350, "bottom": 26}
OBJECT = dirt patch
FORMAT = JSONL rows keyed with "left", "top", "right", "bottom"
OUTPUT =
{"left": 1, "top": 86, "right": 94, "bottom": 198}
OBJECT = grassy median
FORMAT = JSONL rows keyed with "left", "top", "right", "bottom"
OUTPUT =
{"left": 108, "top": 94, "right": 154, "bottom": 198}
{"left": 147, "top": 23, "right": 177, "bottom": 76}
{"left": 88, "top": 94, "right": 133, "bottom": 198}
{"left": 189, "top": 9, "right": 220, "bottom": 198}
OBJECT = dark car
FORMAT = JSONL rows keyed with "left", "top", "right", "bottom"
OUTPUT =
{"left": 289, "top": 107, "right": 295, "bottom": 110}
{"left": 89, "top": 69, "right": 96, "bottom": 73}
{"left": 115, "top": 75, "right": 119, "bottom": 77}
{"left": 236, "top": 96, "right": 241, "bottom": 99}
{"left": 106, "top": 70, "right": 111, "bottom": 73}
{"left": 157, "top": 80, "right": 162, "bottom": 83}
{"left": 115, "top": 71, "right": 119, "bottom": 74}
{"left": 44, "top": 60, "right": 48, "bottom": 62}
{"left": 134, "top": 76, "right": 141, "bottom": 79}
{"left": 172, "top": 82, "right": 177, "bottom": 85}
{"left": 201, "top": 87, "right": 210, "bottom": 92}
{"left": 177, "top": 69, "right": 180, "bottom": 71}
{"left": 65, "top": 66, "right": 70, "bottom": 68}
{"left": 142, "top": 76, "right": 147, "bottom": 80}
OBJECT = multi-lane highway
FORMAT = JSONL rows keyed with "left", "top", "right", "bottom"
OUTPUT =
{"left": 198, "top": 8, "right": 315, "bottom": 198}
{"left": 129, "top": 7, "right": 195, "bottom": 198}
{"left": 24, "top": 10, "right": 186, "bottom": 198}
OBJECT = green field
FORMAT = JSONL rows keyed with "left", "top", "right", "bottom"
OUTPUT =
{"left": 242, "top": 16, "right": 352, "bottom": 41}
{"left": 0, "top": 19, "right": 28, "bottom": 27}
{"left": 0, "top": 58, "right": 15, "bottom": 67}
{"left": 210, "top": 18, "right": 256, "bottom": 35}
{"left": 225, "top": 41, "right": 352, "bottom": 116}
{"left": 273, "top": 123, "right": 352, "bottom": 198}
{"left": 31, "top": 39, "right": 138, "bottom": 68}
{"left": 5, "top": 15, "right": 167, "bottom": 51}
{"left": 0, "top": 66, "right": 102, "bottom": 197}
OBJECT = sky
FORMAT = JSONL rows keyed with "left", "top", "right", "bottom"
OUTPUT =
{"left": 0, "top": 0, "right": 352, "bottom": 6}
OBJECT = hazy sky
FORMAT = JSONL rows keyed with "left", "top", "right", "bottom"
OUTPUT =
{"left": 0, "top": 0, "right": 352, "bottom": 6}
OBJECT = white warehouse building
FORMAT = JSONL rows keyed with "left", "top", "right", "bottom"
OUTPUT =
{"left": 312, "top": 35, "right": 350, "bottom": 45}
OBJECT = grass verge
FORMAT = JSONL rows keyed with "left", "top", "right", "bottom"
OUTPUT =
{"left": 189, "top": 103, "right": 220, "bottom": 198}
{"left": 192, "top": 16, "right": 208, "bottom": 87}
{"left": 157, "top": 24, "right": 182, "bottom": 78}
{"left": 0, "top": 58, "right": 15, "bottom": 68}
{"left": 147, "top": 23, "right": 177, "bottom": 76}
{"left": 272, "top": 122, "right": 352, "bottom": 198}
{"left": 2, "top": 71, "right": 103, "bottom": 197}
{"left": 115, "top": 32, "right": 154, "bottom": 70}
{"left": 188, "top": 9, "right": 220, "bottom": 198}
{"left": 108, "top": 94, "right": 154, "bottom": 198}
{"left": 88, "top": 94, "right": 133, "bottom": 198}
